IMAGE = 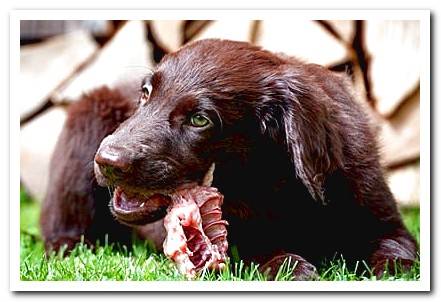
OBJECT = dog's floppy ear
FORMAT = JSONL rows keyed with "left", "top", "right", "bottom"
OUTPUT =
{"left": 259, "top": 66, "right": 344, "bottom": 202}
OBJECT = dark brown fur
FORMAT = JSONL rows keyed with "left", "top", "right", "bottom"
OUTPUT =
{"left": 41, "top": 39, "right": 417, "bottom": 279}
{"left": 40, "top": 87, "right": 135, "bottom": 251}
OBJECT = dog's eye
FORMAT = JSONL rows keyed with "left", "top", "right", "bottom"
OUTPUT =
{"left": 142, "top": 82, "right": 153, "bottom": 98}
{"left": 190, "top": 113, "right": 211, "bottom": 128}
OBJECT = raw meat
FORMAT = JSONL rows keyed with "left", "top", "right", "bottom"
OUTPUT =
{"left": 163, "top": 186, "right": 228, "bottom": 278}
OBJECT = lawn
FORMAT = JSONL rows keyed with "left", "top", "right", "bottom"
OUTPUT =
{"left": 19, "top": 189, "right": 420, "bottom": 281}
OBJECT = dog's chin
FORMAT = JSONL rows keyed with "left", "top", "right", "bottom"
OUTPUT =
{"left": 109, "top": 163, "right": 216, "bottom": 226}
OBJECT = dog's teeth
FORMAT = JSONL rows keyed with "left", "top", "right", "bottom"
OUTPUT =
{"left": 140, "top": 202, "right": 145, "bottom": 208}
{"left": 202, "top": 163, "right": 215, "bottom": 187}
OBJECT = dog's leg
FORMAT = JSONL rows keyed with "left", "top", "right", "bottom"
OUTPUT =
{"left": 259, "top": 253, "right": 318, "bottom": 280}
{"left": 351, "top": 168, "right": 418, "bottom": 278}
{"left": 369, "top": 227, "right": 417, "bottom": 278}
{"left": 40, "top": 87, "right": 135, "bottom": 253}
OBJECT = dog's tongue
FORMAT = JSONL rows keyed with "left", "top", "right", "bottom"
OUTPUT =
{"left": 115, "top": 187, "right": 170, "bottom": 210}
{"left": 113, "top": 187, "right": 171, "bottom": 225}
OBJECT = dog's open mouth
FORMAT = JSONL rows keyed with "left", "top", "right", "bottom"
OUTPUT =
{"left": 111, "top": 187, "right": 172, "bottom": 225}
{"left": 110, "top": 163, "right": 216, "bottom": 226}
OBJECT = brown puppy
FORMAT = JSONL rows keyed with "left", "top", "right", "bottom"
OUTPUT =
{"left": 41, "top": 39, "right": 417, "bottom": 280}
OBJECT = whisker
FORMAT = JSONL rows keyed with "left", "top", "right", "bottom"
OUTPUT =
{"left": 107, "top": 186, "right": 114, "bottom": 198}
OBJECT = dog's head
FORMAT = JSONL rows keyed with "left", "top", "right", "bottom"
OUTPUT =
{"left": 94, "top": 39, "right": 344, "bottom": 225}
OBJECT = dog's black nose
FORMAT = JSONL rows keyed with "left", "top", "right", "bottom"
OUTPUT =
{"left": 95, "top": 145, "right": 133, "bottom": 181}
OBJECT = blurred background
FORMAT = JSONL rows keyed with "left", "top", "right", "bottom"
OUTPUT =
{"left": 19, "top": 20, "right": 421, "bottom": 207}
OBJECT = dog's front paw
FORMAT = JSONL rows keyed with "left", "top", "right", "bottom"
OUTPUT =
{"left": 370, "top": 238, "right": 417, "bottom": 278}
{"left": 260, "top": 253, "right": 318, "bottom": 281}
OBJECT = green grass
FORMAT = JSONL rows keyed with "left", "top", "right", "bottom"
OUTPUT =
{"left": 20, "top": 189, "right": 420, "bottom": 281}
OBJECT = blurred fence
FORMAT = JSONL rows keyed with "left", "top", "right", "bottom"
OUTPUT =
{"left": 19, "top": 20, "right": 420, "bottom": 205}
